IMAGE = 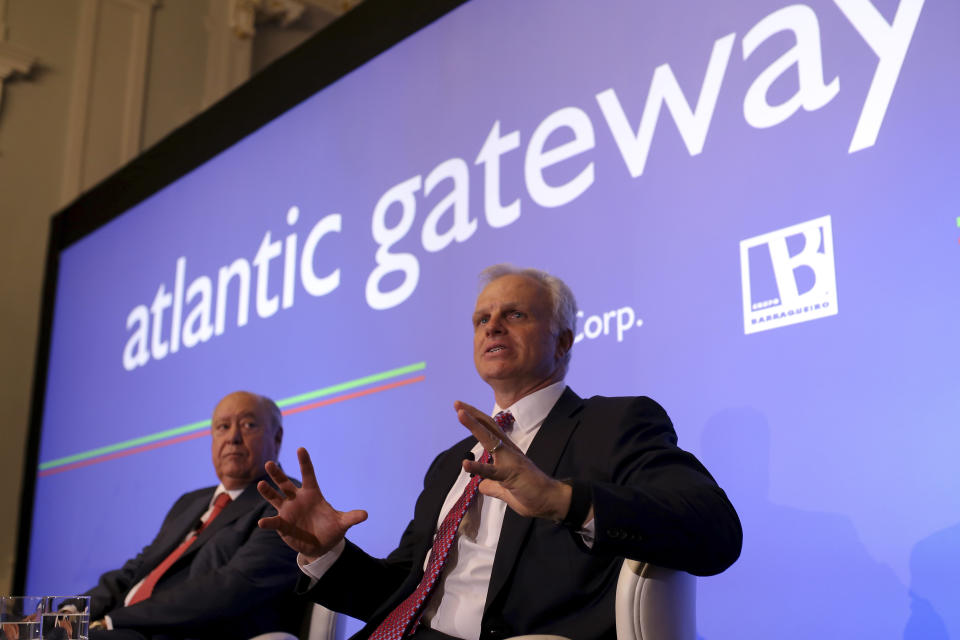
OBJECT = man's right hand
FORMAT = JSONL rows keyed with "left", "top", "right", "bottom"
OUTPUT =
{"left": 257, "top": 447, "right": 368, "bottom": 562}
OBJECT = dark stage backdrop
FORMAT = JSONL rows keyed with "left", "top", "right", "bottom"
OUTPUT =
{"left": 19, "top": 0, "right": 960, "bottom": 637}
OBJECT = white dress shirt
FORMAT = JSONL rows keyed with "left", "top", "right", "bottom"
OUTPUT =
{"left": 301, "top": 381, "right": 593, "bottom": 639}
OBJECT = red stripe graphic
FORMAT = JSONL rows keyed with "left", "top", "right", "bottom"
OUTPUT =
{"left": 38, "top": 375, "right": 425, "bottom": 478}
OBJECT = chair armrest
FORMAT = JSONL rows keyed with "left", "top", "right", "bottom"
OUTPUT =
{"left": 617, "top": 560, "right": 697, "bottom": 640}
{"left": 306, "top": 604, "right": 338, "bottom": 640}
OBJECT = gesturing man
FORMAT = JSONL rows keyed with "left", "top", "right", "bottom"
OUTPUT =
{"left": 85, "top": 391, "right": 303, "bottom": 639}
{"left": 259, "top": 265, "right": 742, "bottom": 639}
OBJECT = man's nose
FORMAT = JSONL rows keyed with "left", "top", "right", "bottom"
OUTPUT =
{"left": 485, "top": 315, "right": 505, "bottom": 334}
{"left": 226, "top": 424, "right": 243, "bottom": 442}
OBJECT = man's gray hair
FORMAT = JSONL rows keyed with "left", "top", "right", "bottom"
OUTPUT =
{"left": 478, "top": 264, "right": 577, "bottom": 373}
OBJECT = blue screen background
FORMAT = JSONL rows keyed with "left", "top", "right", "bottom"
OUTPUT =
{"left": 26, "top": 0, "right": 960, "bottom": 637}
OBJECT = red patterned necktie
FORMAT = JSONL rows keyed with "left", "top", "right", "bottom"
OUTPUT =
{"left": 370, "top": 411, "right": 515, "bottom": 639}
{"left": 127, "top": 492, "right": 232, "bottom": 605}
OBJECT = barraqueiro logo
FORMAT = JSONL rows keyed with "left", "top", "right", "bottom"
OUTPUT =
{"left": 739, "top": 215, "right": 838, "bottom": 334}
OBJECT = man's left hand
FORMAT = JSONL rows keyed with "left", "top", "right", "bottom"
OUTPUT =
{"left": 455, "top": 401, "right": 573, "bottom": 521}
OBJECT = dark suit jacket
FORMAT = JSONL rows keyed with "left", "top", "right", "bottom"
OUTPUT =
{"left": 305, "top": 388, "right": 742, "bottom": 639}
{"left": 87, "top": 478, "right": 304, "bottom": 639}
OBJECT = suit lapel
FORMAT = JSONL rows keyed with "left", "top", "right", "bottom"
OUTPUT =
{"left": 415, "top": 444, "right": 476, "bottom": 569}
{"left": 171, "top": 481, "right": 259, "bottom": 569}
{"left": 362, "top": 442, "right": 478, "bottom": 633}
{"left": 140, "top": 489, "right": 212, "bottom": 577}
{"left": 189, "top": 484, "right": 254, "bottom": 549}
{"left": 484, "top": 387, "right": 584, "bottom": 612}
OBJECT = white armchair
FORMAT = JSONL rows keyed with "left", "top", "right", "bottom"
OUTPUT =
{"left": 253, "top": 561, "right": 694, "bottom": 640}
{"left": 508, "top": 560, "right": 696, "bottom": 640}
{"left": 615, "top": 560, "right": 696, "bottom": 640}
{"left": 249, "top": 603, "right": 338, "bottom": 640}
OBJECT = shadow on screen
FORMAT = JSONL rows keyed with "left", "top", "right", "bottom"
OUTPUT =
{"left": 904, "top": 521, "right": 960, "bottom": 639}
{"left": 694, "top": 407, "right": 908, "bottom": 639}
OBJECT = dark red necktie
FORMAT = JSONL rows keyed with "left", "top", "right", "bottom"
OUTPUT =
{"left": 127, "top": 492, "right": 232, "bottom": 605}
{"left": 370, "top": 411, "right": 515, "bottom": 639}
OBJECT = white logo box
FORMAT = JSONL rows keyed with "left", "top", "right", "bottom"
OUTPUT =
{"left": 739, "top": 215, "right": 839, "bottom": 335}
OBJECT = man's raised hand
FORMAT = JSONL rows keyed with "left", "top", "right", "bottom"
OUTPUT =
{"left": 258, "top": 447, "right": 367, "bottom": 562}
{"left": 454, "top": 401, "right": 573, "bottom": 522}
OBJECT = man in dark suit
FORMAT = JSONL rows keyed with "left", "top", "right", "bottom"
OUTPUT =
{"left": 85, "top": 391, "right": 303, "bottom": 640}
{"left": 259, "top": 265, "right": 742, "bottom": 639}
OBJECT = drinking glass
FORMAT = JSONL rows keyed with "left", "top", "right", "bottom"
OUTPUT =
{"left": 43, "top": 597, "right": 89, "bottom": 640}
{"left": 1, "top": 596, "right": 43, "bottom": 640}
{"left": 0, "top": 596, "right": 90, "bottom": 640}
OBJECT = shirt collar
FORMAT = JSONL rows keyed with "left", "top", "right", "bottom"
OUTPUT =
{"left": 493, "top": 380, "right": 566, "bottom": 436}
{"left": 213, "top": 483, "right": 246, "bottom": 505}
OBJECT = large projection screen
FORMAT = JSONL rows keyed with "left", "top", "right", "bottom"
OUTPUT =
{"left": 18, "top": 0, "right": 960, "bottom": 637}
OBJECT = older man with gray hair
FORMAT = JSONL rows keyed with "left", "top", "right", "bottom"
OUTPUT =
{"left": 86, "top": 391, "right": 304, "bottom": 640}
{"left": 260, "top": 265, "right": 742, "bottom": 640}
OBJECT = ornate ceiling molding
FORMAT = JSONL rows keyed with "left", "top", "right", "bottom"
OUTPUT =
{"left": 231, "top": 0, "right": 307, "bottom": 39}
{"left": 0, "top": 39, "right": 38, "bottom": 115}
{"left": 300, "top": 0, "right": 363, "bottom": 15}
{"left": 204, "top": 0, "right": 359, "bottom": 109}
{"left": 228, "top": 0, "right": 362, "bottom": 39}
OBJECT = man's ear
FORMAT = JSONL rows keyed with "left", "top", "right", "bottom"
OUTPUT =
{"left": 556, "top": 329, "right": 574, "bottom": 359}
{"left": 274, "top": 426, "right": 284, "bottom": 449}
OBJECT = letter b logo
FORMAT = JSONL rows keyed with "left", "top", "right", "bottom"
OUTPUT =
{"left": 739, "top": 215, "right": 838, "bottom": 334}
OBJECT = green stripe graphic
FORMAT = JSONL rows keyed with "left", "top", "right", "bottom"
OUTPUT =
{"left": 38, "top": 418, "right": 213, "bottom": 471}
{"left": 39, "top": 362, "right": 426, "bottom": 471}
{"left": 276, "top": 361, "right": 425, "bottom": 407}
